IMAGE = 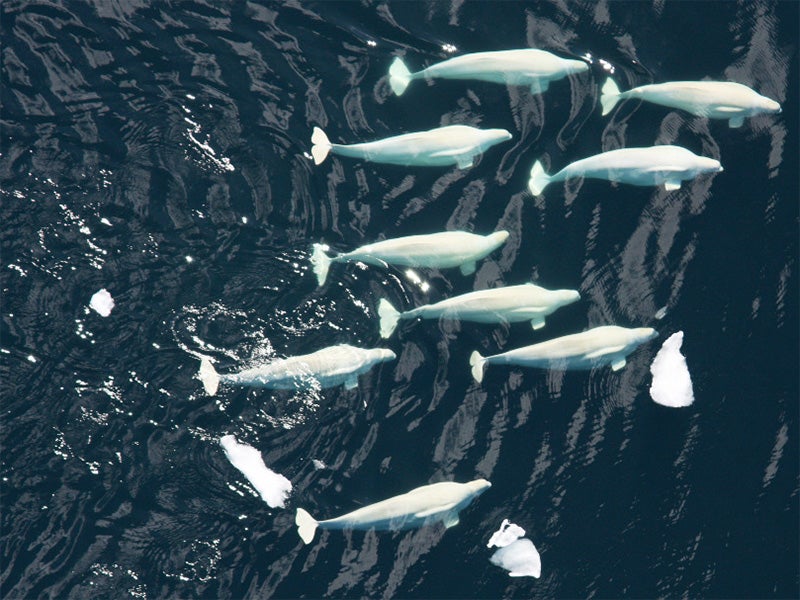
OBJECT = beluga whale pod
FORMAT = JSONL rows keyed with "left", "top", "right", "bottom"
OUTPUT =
{"left": 378, "top": 283, "right": 581, "bottom": 338}
{"left": 198, "top": 344, "right": 395, "bottom": 396}
{"left": 528, "top": 145, "right": 723, "bottom": 196}
{"left": 295, "top": 478, "right": 491, "bottom": 545}
{"left": 310, "top": 125, "right": 512, "bottom": 169}
{"left": 310, "top": 230, "right": 509, "bottom": 287}
{"left": 600, "top": 77, "right": 782, "bottom": 128}
{"left": 388, "top": 49, "right": 589, "bottom": 96}
{"left": 470, "top": 325, "right": 658, "bottom": 383}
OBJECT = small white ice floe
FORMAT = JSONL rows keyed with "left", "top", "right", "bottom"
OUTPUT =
{"left": 487, "top": 519, "right": 541, "bottom": 578}
{"left": 219, "top": 435, "right": 292, "bottom": 508}
{"left": 89, "top": 288, "right": 114, "bottom": 317}
{"left": 649, "top": 331, "right": 694, "bottom": 408}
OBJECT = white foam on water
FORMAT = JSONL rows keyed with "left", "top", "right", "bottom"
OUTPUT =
{"left": 219, "top": 435, "right": 291, "bottom": 508}
{"left": 90, "top": 288, "right": 114, "bottom": 317}
{"left": 649, "top": 331, "right": 694, "bottom": 408}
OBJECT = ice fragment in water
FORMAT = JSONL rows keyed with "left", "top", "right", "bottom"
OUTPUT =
{"left": 90, "top": 288, "right": 114, "bottom": 317}
{"left": 219, "top": 435, "right": 292, "bottom": 508}
{"left": 490, "top": 539, "right": 542, "bottom": 578}
{"left": 487, "top": 519, "right": 526, "bottom": 548}
{"left": 649, "top": 331, "right": 694, "bottom": 407}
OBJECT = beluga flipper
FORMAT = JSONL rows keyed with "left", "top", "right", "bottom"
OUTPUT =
{"left": 388, "top": 49, "right": 588, "bottom": 96}
{"left": 528, "top": 145, "right": 723, "bottom": 196}
{"left": 310, "top": 230, "right": 509, "bottom": 287}
{"left": 310, "top": 125, "right": 511, "bottom": 169}
{"left": 600, "top": 77, "right": 782, "bottom": 127}
{"left": 294, "top": 478, "right": 491, "bottom": 545}
{"left": 198, "top": 344, "right": 395, "bottom": 395}
{"left": 470, "top": 325, "right": 658, "bottom": 383}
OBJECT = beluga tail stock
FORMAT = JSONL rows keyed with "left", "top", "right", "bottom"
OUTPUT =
{"left": 310, "top": 125, "right": 511, "bottom": 169}
{"left": 310, "top": 230, "right": 509, "bottom": 287}
{"left": 470, "top": 325, "right": 658, "bottom": 383}
{"left": 388, "top": 49, "right": 589, "bottom": 96}
{"left": 378, "top": 283, "right": 580, "bottom": 338}
{"left": 295, "top": 479, "right": 491, "bottom": 544}
{"left": 528, "top": 145, "right": 723, "bottom": 195}
{"left": 198, "top": 344, "right": 395, "bottom": 396}
{"left": 600, "top": 77, "right": 782, "bottom": 128}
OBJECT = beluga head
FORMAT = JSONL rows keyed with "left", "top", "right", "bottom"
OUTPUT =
{"left": 554, "top": 288, "right": 582, "bottom": 308}
{"left": 484, "top": 230, "right": 510, "bottom": 252}
{"left": 694, "top": 155, "right": 724, "bottom": 175}
{"left": 466, "top": 478, "right": 492, "bottom": 495}
{"left": 756, "top": 95, "right": 782, "bottom": 115}
{"left": 629, "top": 327, "right": 659, "bottom": 346}
{"left": 480, "top": 128, "right": 513, "bottom": 149}
{"left": 565, "top": 57, "right": 591, "bottom": 75}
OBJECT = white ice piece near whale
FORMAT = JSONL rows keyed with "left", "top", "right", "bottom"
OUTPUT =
{"left": 295, "top": 479, "right": 491, "bottom": 544}
{"left": 470, "top": 325, "right": 658, "bottom": 383}
{"left": 311, "top": 230, "right": 509, "bottom": 287}
{"left": 528, "top": 145, "right": 723, "bottom": 195}
{"left": 198, "top": 344, "right": 395, "bottom": 396}
{"left": 600, "top": 77, "right": 782, "bottom": 128}
{"left": 649, "top": 331, "right": 694, "bottom": 407}
{"left": 378, "top": 283, "right": 580, "bottom": 338}
{"left": 388, "top": 49, "right": 589, "bottom": 96}
{"left": 487, "top": 519, "right": 541, "bottom": 578}
{"left": 310, "top": 125, "right": 511, "bottom": 169}
{"left": 219, "top": 435, "right": 292, "bottom": 508}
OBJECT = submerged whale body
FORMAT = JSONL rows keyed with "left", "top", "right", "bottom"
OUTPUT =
{"left": 310, "top": 230, "right": 509, "bottom": 287}
{"left": 470, "top": 325, "right": 658, "bottom": 382}
{"left": 601, "top": 77, "right": 782, "bottom": 128}
{"left": 198, "top": 344, "right": 395, "bottom": 395}
{"left": 389, "top": 49, "right": 588, "bottom": 96}
{"left": 378, "top": 283, "right": 580, "bottom": 338}
{"left": 528, "top": 145, "right": 723, "bottom": 195}
{"left": 310, "top": 125, "right": 511, "bottom": 169}
{"left": 295, "top": 479, "right": 491, "bottom": 544}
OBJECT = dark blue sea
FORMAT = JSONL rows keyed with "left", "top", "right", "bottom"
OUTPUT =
{"left": 1, "top": 1, "right": 798, "bottom": 598}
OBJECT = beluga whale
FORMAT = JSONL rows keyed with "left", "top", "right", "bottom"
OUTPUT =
{"left": 295, "top": 478, "right": 491, "bottom": 544}
{"left": 528, "top": 145, "right": 723, "bottom": 195}
{"left": 311, "top": 230, "right": 509, "bottom": 287}
{"left": 470, "top": 325, "right": 658, "bottom": 383}
{"left": 198, "top": 344, "right": 395, "bottom": 396}
{"left": 378, "top": 283, "right": 581, "bottom": 338}
{"left": 310, "top": 125, "right": 512, "bottom": 169}
{"left": 388, "top": 49, "right": 589, "bottom": 96}
{"left": 600, "top": 77, "right": 782, "bottom": 128}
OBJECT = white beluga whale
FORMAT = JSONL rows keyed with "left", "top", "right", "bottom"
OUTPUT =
{"left": 600, "top": 77, "right": 782, "bottom": 128}
{"left": 311, "top": 230, "right": 509, "bottom": 287}
{"left": 198, "top": 344, "right": 395, "bottom": 396}
{"left": 310, "top": 125, "right": 512, "bottom": 169}
{"left": 295, "top": 478, "right": 491, "bottom": 544}
{"left": 528, "top": 145, "right": 723, "bottom": 195}
{"left": 388, "top": 49, "right": 589, "bottom": 96}
{"left": 378, "top": 283, "right": 580, "bottom": 338}
{"left": 470, "top": 325, "right": 658, "bottom": 383}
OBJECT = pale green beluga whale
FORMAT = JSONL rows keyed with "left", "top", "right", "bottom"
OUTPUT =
{"left": 600, "top": 77, "right": 782, "bottom": 128}
{"left": 378, "top": 283, "right": 581, "bottom": 338}
{"left": 470, "top": 325, "right": 658, "bottom": 383}
{"left": 388, "top": 49, "right": 589, "bottom": 96}
{"left": 198, "top": 344, "right": 395, "bottom": 396}
{"left": 295, "top": 479, "right": 491, "bottom": 544}
{"left": 310, "top": 125, "right": 512, "bottom": 169}
{"left": 311, "top": 230, "right": 509, "bottom": 287}
{"left": 528, "top": 145, "right": 723, "bottom": 195}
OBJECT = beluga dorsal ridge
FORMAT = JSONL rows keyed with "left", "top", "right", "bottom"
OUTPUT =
{"left": 197, "top": 344, "right": 396, "bottom": 395}
{"left": 470, "top": 325, "right": 658, "bottom": 383}
{"left": 600, "top": 77, "right": 782, "bottom": 128}
{"left": 378, "top": 283, "right": 580, "bottom": 338}
{"left": 388, "top": 49, "right": 589, "bottom": 96}
{"left": 528, "top": 145, "right": 723, "bottom": 196}
{"left": 310, "top": 125, "right": 511, "bottom": 169}
{"left": 295, "top": 478, "right": 491, "bottom": 545}
{"left": 310, "top": 230, "right": 509, "bottom": 287}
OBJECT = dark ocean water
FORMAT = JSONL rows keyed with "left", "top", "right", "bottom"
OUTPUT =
{"left": 1, "top": 1, "right": 798, "bottom": 598}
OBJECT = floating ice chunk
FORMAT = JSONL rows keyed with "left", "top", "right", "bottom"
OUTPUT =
{"left": 312, "top": 459, "right": 326, "bottom": 470}
{"left": 649, "top": 331, "right": 694, "bottom": 408}
{"left": 490, "top": 538, "right": 542, "bottom": 578}
{"left": 219, "top": 435, "right": 292, "bottom": 508}
{"left": 487, "top": 518, "right": 526, "bottom": 548}
{"left": 89, "top": 288, "right": 114, "bottom": 317}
